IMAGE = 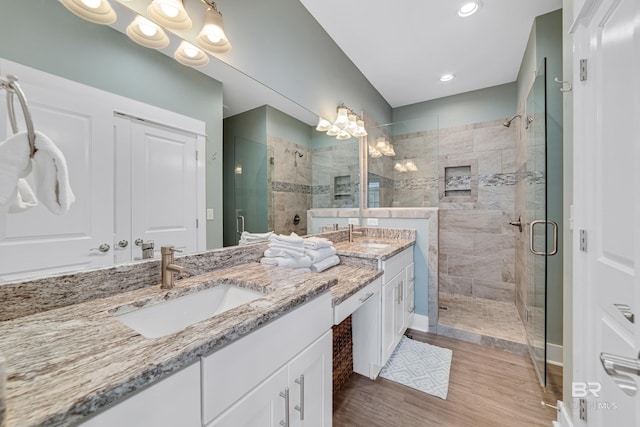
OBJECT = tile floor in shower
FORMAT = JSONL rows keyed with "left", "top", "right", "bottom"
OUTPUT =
{"left": 435, "top": 292, "right": 529, "bottom": 354}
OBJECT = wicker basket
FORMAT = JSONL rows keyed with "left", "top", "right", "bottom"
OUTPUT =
{"left": 332, "top": 315, "right": 353, "bottom": 393}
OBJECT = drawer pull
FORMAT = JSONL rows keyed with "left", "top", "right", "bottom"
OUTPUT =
{"left": 294, "top": 374, "right": 305, "bottom": 420}
{"left": 359, "top": 292, "right": 375, "bottom": 303}
{"left": 279, "top": 387, "right": 290, "bottom": 427}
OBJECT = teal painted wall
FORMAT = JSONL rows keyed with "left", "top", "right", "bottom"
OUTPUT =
{"left": 266, "top": 106, "right": 313, "bottom": 148}
{"left": 0, "top": 0, "right": 225, "bottom": 248}
{"left": 393, "top": 82, "right": 518, "bottom": 130}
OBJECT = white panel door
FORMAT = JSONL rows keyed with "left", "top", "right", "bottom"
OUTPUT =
{"left": 288, "top": 331, "right": 332, "bottom": 427}
{"left": 0, "top": 62, "right": 113, "bottom": 282}
{"left": 381, "top": 274, "right": 400, "bottom": 364}
{"left": 129, "top": 119, "right": 198, "bottom": 259}
{"left": 573, "top": 0, "right": 640, "bottom": 424}
{"left": 207, "top": 366, "right": 289, "bottom": 427}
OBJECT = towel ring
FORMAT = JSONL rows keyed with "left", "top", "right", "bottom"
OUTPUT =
{"left": 1, "top": 74, "right": 36, "bottom": 158}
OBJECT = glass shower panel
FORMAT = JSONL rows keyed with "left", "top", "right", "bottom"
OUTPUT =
{"left": 366, "top": 116, "right": 439, "bottom": 208}
{"left": 525, "top": 58, "right": 548, "bottom": 387}
{"left": 233, "top": 136, "right": 269, "bottom": 245}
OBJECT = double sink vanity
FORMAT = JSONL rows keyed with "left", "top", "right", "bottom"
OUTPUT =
{"left": 0, "top": 227, "right": 415, "bottom": 426}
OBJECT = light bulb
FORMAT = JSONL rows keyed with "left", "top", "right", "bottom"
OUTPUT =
{"left": 139, "top": 21, "right": 158, "bottom": 37}
{"left": 183, "top": 46, "right": 199, "bottom": 58}
{"left": 316, "top": 118, "right": 331, "bottom": 132}
{"left": 458, "top": 2, "right": 481, "bottom": 17}
{"left": 375, "top": 137, "right": 387, "bottom": 150}
{"left": 160, "top": 3, "right": 180, "bottom": 18}
{"left": 81, "top": 0, "right": 101, "bottom": 8}
{"left": 207, "top": 34, "right": 221, "bottom": 43}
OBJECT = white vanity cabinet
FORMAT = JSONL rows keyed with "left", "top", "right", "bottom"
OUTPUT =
{"left": 353, "top": 246, "right": 414, "bottom": 380}
{"left": 202, "top": 292, "right": 332, "bottom": 427}
{"left": 81, "top": 292, "right": 332, "bottom": 427}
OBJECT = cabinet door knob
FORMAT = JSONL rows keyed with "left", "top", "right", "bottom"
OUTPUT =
{"left": 117, "top": 240, "right": 129, "bottom": 248}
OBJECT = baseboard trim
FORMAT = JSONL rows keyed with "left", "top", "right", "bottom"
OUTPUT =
{"left": 556, "top": 401, "right": 574, "bottom": 427}
{"left": 547, "top": 343, "right": 563, "bottom": 367}
{"left": 409, "top": 314, "right": 429, "bottom": 332}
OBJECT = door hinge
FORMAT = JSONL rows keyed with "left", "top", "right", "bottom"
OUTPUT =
{"left": 580, "top": 59, "right": 588, "bottom": 81}
{"left": 580, "top": 230, "right": 588, "bottom": 252}
{"left": 579, "top": 398, "right": 587, "bottom": 421}
{"left": 196, "top": 218, "right": 199, "bottom": 229}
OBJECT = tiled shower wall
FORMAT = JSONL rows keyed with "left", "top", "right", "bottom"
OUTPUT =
{"left": 311, "top": 141, "right": 360, "bottom": 209}
{"left": 268, "top": 135, "right": 311, "bottom": 235}
{"left": 437, "top": 119, "right": 517, "bottom": 302}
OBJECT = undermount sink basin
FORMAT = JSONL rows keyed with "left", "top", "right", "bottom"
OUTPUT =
{"left": 356, "top": 241, "right": 390, "bottom": 249}
{"left": 115, "top": 285, "right": 264, "bottom": 338}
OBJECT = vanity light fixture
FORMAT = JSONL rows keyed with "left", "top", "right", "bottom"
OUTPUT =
{"left": 440, "top": 73, "right": 455, "bottom": 82}
{"left": 60, "top": 0, "right": 116, "bottom": 25}
{"left": 458, "top": 1, "right": 481, "bottom": 17}
{"left": 148, "top": 0, "right": 192, "bottom": 31}
{"left": 127, "top": 15, "right": 170, "bottom": 49}
{"left": 196, "top": 1, "right": 232, "bottom": 54}
{"left": 394, "top": 160, "right": 418, "bottom": 173}
{"left": 174, "top": 41, "right": 209, "bottom": 67}
{"left": 369, "top": 136, "right": 395, "bottom": 157}
{"left": 315, "top": 104, "right": 367, "bottom": 140}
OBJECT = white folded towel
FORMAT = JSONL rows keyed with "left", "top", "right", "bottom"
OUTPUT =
{"left": 32, "top": 131, "right": 75, "bottom": 215}
{"left": 310, "top": 255, "right": 341, "bottom": 273}
{"left": 240, "top": 231, "right": 273, "bottom": 241}
{"left": 264, "top": 247, "right": 306, "bottom": 258}
{"left": 304, "top": 237, "right": 334, "bottom": 249}
{"left": 260, "top": 255, "right": 313, "bottom": 269}
{"left": 0, "top": 131, "right": 32, "bottom": 207}
{"left": 305, "top": 246, "right": 337, "bottom": 263}
{"left": 270, "top": 232, "right": 304, "bottom": 248}
{"left": 268, "top": 241, "right": 306, "bottom": 254}
{"left": 8, "top": 179, "right": 38, "bottom": 213}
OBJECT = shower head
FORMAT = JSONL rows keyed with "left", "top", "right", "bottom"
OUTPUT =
{"left": 503, "top": 114, "right": 521, "bottom": 127}
{"left": 294, "top": 150, "right": 303, "bottom": 158}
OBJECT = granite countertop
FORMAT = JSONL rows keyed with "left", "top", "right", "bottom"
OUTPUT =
{"left": 334, "top": 237, "right": 415, "bottom": 260}
{"left": 0, "top": 261, "right": 382, "bottom": 427}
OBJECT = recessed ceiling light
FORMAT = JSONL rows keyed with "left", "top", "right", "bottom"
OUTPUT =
{"left": 458, "top": 1, "right": 481, "bottom": 17}
{"left": 440, "top": 73, "right": 455, "bottom": 82}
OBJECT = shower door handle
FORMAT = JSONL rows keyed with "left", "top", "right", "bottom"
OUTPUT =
{"left": 236, "top": 215, "right": 245, "bottom": 234}
{"left": 529, "top": 220, "right": 558, "bottom": 256}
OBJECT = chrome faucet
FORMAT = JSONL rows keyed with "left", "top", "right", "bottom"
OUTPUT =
{"left": 161, "top": 246, "right": 187, "bottom": 289}
{"left": 348, "top": 224, "right": 363, "bottom": 242}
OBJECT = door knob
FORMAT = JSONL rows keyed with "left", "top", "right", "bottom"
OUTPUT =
{"left": 600, "top": 352, "right": 640, "bottom": 396}
{"left": 90, "top": 243, "right": 110, "bottom": 253}
{"left": 117, "top": 240, "right": 129, "bottom": 248}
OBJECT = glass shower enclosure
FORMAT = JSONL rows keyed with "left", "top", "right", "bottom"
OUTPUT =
{"left": 525, "top": 58, "right": 557, "bottom": 387}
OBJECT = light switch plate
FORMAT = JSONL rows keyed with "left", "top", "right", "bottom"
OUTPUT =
{"left": 206, "top": 209, "right": 214, "bottom": 220}
{"left": 366, "top": 218, "right": 379, "bottom": 226}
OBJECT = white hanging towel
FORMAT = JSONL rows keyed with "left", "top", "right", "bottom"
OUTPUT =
{"left": 8, "top": 178, "right": 38, "bottom": 213}
{"left": 32, "top": 131, "right": 75, "bottom": 215}
{"left": 0, "top": 131, "right": 32, "bottom": 207}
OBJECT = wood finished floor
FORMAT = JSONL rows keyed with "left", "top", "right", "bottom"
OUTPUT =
{"left": 333, "top": 330, "right": 562, "bottom": 427}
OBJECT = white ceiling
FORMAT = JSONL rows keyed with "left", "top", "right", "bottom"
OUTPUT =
{"left": 300, "top": 0, "right": 562, "bottom": 108}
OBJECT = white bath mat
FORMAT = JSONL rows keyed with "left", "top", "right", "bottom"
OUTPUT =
{"left": 379, "top": 336, "right": 453, "bottom": 400}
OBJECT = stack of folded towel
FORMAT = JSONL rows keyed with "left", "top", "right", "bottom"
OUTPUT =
{"left": 260, "top": 233, "right": 341, "bottom": 273}
{"left": 260, "top": 232, "right": 312, "bottom": 271}
{"left": 239, "top": 231, "right": 273, "bottom": 245}
{"left": 304, "top": 237, "right": 340, "bottom": 273}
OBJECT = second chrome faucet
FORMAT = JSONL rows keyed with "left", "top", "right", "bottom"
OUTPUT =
{"left": 161, "top": 246, "right": 187, "bottom": 289}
